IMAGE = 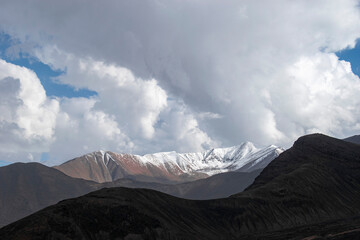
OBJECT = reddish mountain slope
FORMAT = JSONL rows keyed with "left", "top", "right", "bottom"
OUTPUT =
{"left": 54, "top": 143, "right": 282, "bottom": 183}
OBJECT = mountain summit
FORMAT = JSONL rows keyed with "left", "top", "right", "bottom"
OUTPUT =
{"left": 54, "top": 143, "right": 283, "bottom": 183}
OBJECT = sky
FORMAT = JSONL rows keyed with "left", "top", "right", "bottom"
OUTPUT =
{"left": 1, "top": 0, "right": 360, "bottom": 165}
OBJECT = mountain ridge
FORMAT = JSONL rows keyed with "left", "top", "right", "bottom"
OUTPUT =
{"left": 0, "top": 162, "right": 262, "bottom": 227}
{"left": 54, "top": 143, "right": 283, "bottom": 183}
{"left": 2, "top": 134, "right": 360, "bottom": 239}
{"left": 0, "top": 135, "right": 360, "bottom": 239}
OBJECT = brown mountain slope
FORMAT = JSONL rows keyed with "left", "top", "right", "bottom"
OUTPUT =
{"left": 0, "top": 163, "right": 260, "bottom": 227}
{"left": 53, "top": 145, "right": 281, "bottom": 184}
{"left": 2, "top": 134, "right": 360, "bottom": 239}
{"left": 0, "top": 162, "right": 99, "bottom": 227}
{"left": 53, "top": 151, "right": 208, "bottom": 183}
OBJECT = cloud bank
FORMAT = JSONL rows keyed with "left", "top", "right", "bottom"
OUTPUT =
{"left": 0, "top": 0, "right": 360, "bottom": 164}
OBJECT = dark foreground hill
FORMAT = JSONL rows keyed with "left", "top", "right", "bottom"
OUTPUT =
{"left": 0, "top": 163, "right": 260, "bottom": 227}
{"left": 1, "top": 134, "right": 360, "bottom": 239}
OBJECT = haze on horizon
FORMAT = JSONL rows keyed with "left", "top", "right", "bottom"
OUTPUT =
{"left": 1, "top": 0, "right": 360, "bottom": 165}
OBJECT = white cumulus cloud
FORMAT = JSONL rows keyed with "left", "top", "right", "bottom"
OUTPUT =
{"left": 0, "top": 59, "right": 59, "bottom": 154}
{"left": 0, "top": 0, "right": 360, "bottom": 163}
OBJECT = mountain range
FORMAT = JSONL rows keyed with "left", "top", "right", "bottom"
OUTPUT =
{"left": 1, "top": 134, "right": 360, "bottom": 239}
{"left": 0, "top": 163, "right": 262, "bottom": 228}
{"left": 0, "top": 141, "right": 277, "bottom": 228}
{"left": 54, "top": 143, "right": 282, "bottom": 183}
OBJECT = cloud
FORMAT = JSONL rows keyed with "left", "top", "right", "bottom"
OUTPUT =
{"left": 269, "top": 53, "right": 360, "bottom": 138}
{"left": 0, "top": 59, "right": 59, "bottom": 154}
{"left": 0, "top": 53, "right": 215, "bottom": 164}
{"left": 48, "top": 97, "right": 134, "bottom": 163}
{"left": 0, "top": 0, "right": 360, "bottom": 163}
{"left": 34, "top": 48, "right": 217, "bottom": 159}
{"left": 197, "top": 112, "right": 223, "bottom": 120}
{"left": 150, "top": 99, "right": 218, "bottom": 154}
{"left": 42, "top": 49, "right": 168, "bottom": 140}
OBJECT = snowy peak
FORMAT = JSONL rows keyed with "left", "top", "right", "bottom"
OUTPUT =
{"left": 205, "top": 142, "right": 257, "bottom": 162}
{"left": 55, "top": 143, "right": 284, "bottom": 183}
{"left": 85, "top": 150, "right": 114, "bottom": 166}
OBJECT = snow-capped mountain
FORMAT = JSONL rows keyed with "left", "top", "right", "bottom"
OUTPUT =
{"left": 54, "top": 143, "right": 284, "bottom": 183}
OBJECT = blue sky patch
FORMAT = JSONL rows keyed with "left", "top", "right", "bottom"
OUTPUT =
{"left": 40, "top": 152, "right": 50, "bottom": 163}
{"left": 336, "top": 39, "right": 360, "bottom": 78}
{"left": 0, "top": 33, "right": 97, "bottom": 98}
{"left": 0, "top": 160, "right": 11, "bottom": 167}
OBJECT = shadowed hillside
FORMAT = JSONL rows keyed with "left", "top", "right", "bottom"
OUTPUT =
{"left": 1, "top": 134, "right": 360, "bottom": 239}
{"left": 0, "top": 163, "right": 98, "bottom": 227}
{"left": 109, "top": 169, "right": 262, "bottom": 200}
{"left": 343, "top": 135, "right": 360, "bottom": 144}
{"left": 0, "top": 163, "right": 260, "bottom": 227}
